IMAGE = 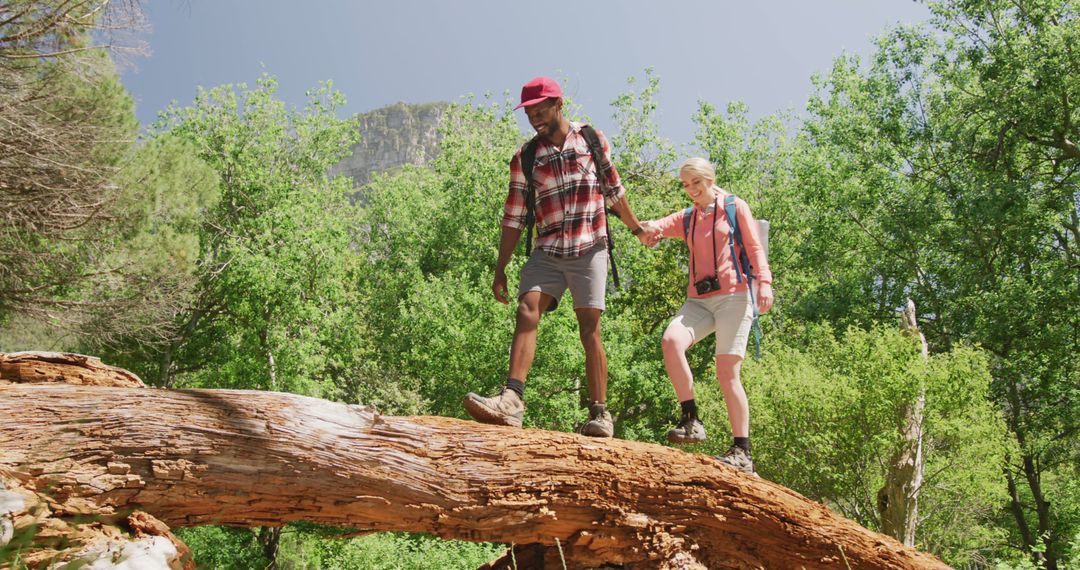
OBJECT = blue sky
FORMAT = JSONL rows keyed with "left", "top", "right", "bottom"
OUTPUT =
{"left": 120, "top": 1, "right": 932, "bottom": 149}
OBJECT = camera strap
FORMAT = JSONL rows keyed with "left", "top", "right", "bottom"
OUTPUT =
{"left": 689, "top": 194, "right": 763, "bottom": 359}
{"left": 687, "top": 197, "right": 720, "bottom": 285}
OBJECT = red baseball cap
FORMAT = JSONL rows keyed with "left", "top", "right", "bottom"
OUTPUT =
{"left": 514, "top": 76, "right": 563, "bottom": 110}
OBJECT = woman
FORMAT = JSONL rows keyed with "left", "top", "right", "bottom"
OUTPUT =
{"left": 640, "top": 157, "right": 773, "bottom": 474}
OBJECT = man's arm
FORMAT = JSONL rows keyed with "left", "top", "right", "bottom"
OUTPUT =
{"left": 608, "top": 195, "right": 652, "bottom": 246}
{"left": 492, "top": 226, "right": 523, "bottom": 304}
{"left": 592, "top": 128, "right": 650, "bottom": 246}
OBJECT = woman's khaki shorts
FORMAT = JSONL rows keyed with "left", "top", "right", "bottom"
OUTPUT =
{"left": 518, "top": 245, "right": 608, "bottom": 312}
{"left": 669, "top": 291, "right": 753, "bottom": 357}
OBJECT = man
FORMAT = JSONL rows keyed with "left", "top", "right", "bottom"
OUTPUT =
{"left": 463, "top": 76, "right": 651, "bottom": 437}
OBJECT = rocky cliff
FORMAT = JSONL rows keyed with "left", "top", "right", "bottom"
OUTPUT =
{"left": 330, "top": 101, "right": 446, "bottom": 188}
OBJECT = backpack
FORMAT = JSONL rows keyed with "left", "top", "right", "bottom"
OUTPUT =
{"left": 682, "top": 194, "right": 766, "bottom": 359}
{"left": 520, "top": 125, "right": 621, "bottom": 288}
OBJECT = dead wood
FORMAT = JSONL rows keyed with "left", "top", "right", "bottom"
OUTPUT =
{"left": 1, "top": 368, "right": 951, "bottom": 569}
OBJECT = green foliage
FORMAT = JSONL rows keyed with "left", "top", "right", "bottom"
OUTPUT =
{"left": 739, "top": 326, "right": 1007, "bottom": 566}
{"left": 174, "top": 526, "right": 268, "bottom": 570}
{"left": 176, "top": 525, "right": 503, "bottom": 570}
{"left": 609, "top": 68, "right": 676, "bottom": 181}
{"left": 353, "top": 100, "right": 521, "bottom": 416}
{"left": 76, "top": 135, "right": 222, "bottom": 352}
{"left": 993, "top": 532, "right": 1080, "bottom": 570}
{"left": 143, "top": 76, "right": 372, "bottom": 397}
{"left": 603, "top": 72, "right": 687, "bottom": 337}
{"left": 794, "top": 1, "right": 1080, "bottom": 564}
{"left": 278, "top": 530, "right": 503, "bottom": 570}
{"left": 0, "top": 44, "right": 139, "bottom": 329}
{"left": 113, "top": 135, "right": 221, "bottom": 276}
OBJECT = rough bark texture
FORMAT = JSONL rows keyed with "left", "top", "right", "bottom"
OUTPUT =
{"left": 0, "top": 352, "right": 951, "bottom": 569}
{"left": 0, "top": 353, "right": 185, "bottom": 568}
{"left": 877, "top": 300, "right": 928, "bottom": 547}
{"left": 0, "top": 351, "right": 145, "bottom": 388}
{"left": 0, "top": 474, "right": 191, "bottom": 570}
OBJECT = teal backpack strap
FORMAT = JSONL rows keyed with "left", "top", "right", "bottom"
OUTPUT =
{"left": 681, "top": 206, "right": 694, "bottom": 238}
{"left": 724, "top": 195, "right": 743, "bottom": 284}
{"left": 723, "top": 194, "right": 762, "bottom": 360}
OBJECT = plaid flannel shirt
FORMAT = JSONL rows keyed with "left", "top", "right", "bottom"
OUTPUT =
{"left": 502, "top": 123, "right": 626, "bottom": 258}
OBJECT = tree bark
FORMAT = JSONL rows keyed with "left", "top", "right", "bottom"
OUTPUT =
{"left": 258, "top": 526, "right": 282, "bottom": 568}
{"left": 1022, "top": 453, "right": 1056, "bottom": 570}
{"left": 1003, "top": 360, "right": 1057, "bottom": 570}
{"left": 0, "top": 351, "right": 145, "bottom": 388}
{"left": 0, "top": 354, "right": 951, "bottom": 569}
{"left": 877, "top": 300, "right": 927, "bottom": 547}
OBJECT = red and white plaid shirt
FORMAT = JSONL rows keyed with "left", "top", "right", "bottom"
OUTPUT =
{"left": 502, "top": 122, "right": 626, "bottom": 258}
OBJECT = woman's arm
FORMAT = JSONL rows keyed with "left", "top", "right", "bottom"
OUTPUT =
{"left": 653, "top": 209, "right": 689, "bottom": 241}
{"left": 736, "top": 199, "right": 773, "bottom": 314}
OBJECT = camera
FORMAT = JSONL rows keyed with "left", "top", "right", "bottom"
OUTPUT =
{"left": 694, "top": 276, "right": 721, "bottom": 295}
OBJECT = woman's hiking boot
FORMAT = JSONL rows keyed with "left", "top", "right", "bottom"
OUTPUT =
{"left": 715, "top": 445, "right": 756, "bottom": 475}
{"left": 463, "top": 388, "right": 524, "bottom": 427}
{"left": 666, "top": 414, "right": 707, "bottom": 444}
{"left": 579, "top": 402, "right": 614, "bottom": 438}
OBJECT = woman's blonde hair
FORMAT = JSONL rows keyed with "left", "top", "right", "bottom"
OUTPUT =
{"left": 679, "top": 157, "right": 716, "bottom": 185}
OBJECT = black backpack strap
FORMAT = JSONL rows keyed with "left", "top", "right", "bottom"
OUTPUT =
{"left": 579, "top": 125, "right": 620, "bottom": 288}
{"left": 580, "top": 125, "right": 611, "bottom": 178}
{"left": 520, "top": 137, "right": 539, "bottom": 254}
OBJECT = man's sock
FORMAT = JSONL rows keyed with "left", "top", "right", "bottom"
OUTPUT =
{"left": 505, "top": 378, "right": 525, "bottom": 399}
{"left": 733, "top": 436, "right": 751, "bottom": 454}
{"left": 679, "top": 399, "right": 698, "bottom": 419}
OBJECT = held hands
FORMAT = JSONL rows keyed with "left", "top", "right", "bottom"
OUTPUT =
{"left": 636, "top": 220, "right": 662, "bottom": 247}
{"left": 492, "top": 268, "right": 510, "bottom": 304}
{"left": 756, "top": 282, "right": 774, "bottom": 315}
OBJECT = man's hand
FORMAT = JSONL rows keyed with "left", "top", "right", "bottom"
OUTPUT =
{"left": 756, "top": 282, "right": 774, "bottom": 315}
{"left": 492, "top": 227, "right": 521, "bottom": 305}
{"left": 636, "top": 220, "right": 662, "bottom": 247}
{"left": 492, "top": 268, "right": 510, "bottom": 304}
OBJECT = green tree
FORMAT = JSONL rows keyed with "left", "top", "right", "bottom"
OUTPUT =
{"left": 609, "top": 68, "right": 676, "bottom": 182}
{"left": 740, "top": 325, "right": 1008, "bottom": 567}
{"left": 136, "top": 76, "right": 401, "bottom": 568}
{"left": 790, "top": 1, "right": 1080, "bottom": 565}
{"left": 0, "top": 2, "right": 139, "bottom": 333}
{"left": 147, "top": 75, "right": 368, "bottom": 401}
{"left": 80, "top": 135, "right": 221, "bottom": 374}
{"left": 917, "top": 4, "right": 1080, "bottom": 565}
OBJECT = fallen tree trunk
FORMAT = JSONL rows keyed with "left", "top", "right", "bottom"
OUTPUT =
{"left": 1, "top": 381, "right": 950, "bottom": 569}
{"left": 0, "top": 351, "right": 146, "bottom": 388}
{"left": 0, "top": 353, "right": 194, "bottom": 569}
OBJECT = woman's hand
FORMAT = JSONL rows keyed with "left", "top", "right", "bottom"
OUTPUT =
{"left": 637, "top": 220, "right": 662, "bottom": 247}
{"left": 756, "top": 282, "right": 773, "bottom": 315}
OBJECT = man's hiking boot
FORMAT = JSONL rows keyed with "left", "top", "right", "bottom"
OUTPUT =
{"left": 463, "top": 388, "right": 524, "bottom": 428}
{"left": 715, "top": 445, "right": 756, "bottom": 475}
{"left": 666, "top": 415, "right": 707, "bottom": 444}
{"left": 579, "top": 402, "right": 614, "bottom": 438}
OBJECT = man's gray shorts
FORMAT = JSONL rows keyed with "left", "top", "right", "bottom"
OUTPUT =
{"left": 518, "top": 244, "right": 608, "bottom": 312}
